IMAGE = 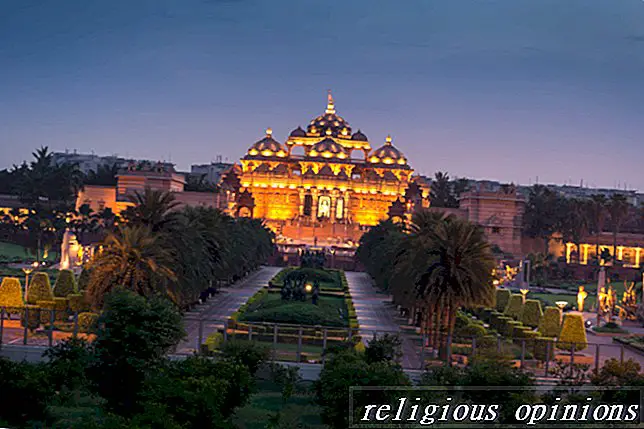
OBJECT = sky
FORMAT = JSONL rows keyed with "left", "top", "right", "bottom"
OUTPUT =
{"left": 1, "top": 0, "right": 643, "bottom": 191}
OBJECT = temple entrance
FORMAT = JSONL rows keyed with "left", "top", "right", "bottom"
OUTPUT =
{"left": 317, "top": 196, "right": 331, "bottom": 218}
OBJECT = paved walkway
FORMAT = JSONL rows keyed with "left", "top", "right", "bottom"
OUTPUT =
{"left": 177, "top": 266, "right": 280, "bottom": 354}
{"left": 345, "top": 271, "right": 422, "bottom": 369}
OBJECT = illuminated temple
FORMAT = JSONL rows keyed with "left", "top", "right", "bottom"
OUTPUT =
{"left": 221, "top": 93, "right": 430, "bottom": 247}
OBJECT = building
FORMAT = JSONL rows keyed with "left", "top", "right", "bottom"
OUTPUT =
{"left": 52, "top": 150, "right": 173, "bottom": 175}
{"left": 190, "top": 157, "right": 234, "bottom": 185}
{"left": 221, "top": 92, "right": 430, "bottom": 248}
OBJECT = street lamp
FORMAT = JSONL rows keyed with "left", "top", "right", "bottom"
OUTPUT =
{"left": 305, "top": 283, "right": 313, "bottom": 293}
{"left": 520, "top": 288, "right": 529, "bottom": 303}
{"left": 22, "top": 261, "right": 39, "bottom": 300}
{"left": 555, "top": 301, "right": 568, "bottom": 311}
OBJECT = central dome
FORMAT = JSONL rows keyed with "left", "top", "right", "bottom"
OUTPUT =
{"left": 306, "top": 92, "right": 352, "bottom": 138}
{"left": 309, "top": 134, "right": 347, "bottom": 159}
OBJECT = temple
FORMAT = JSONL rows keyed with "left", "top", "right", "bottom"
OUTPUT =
{"left": 221, "top": 92, "right": 430, "bottom": 247}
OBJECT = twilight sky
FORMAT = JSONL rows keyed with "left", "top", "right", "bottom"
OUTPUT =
{"left": 1, "top": 0, "right": 643, "bottom": 190}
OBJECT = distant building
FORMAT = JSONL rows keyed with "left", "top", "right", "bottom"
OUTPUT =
{"left": 190, "top": 159, "right": 234, "bottom": 185}
{"left": 52, "top": 150, "right": 173, "bottom": 174}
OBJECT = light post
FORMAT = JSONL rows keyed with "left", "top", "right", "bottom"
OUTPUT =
{"left": 520, "top": 288, "right": 529, "bottom": 304}
{"left": 22, "top": 261, "right": 39, "bottom": 301}
{"left": 555, "top": 301, "right": 568, "bottom": 324}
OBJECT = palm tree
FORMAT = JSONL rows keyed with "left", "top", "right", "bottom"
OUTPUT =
{"left": 588, "top": 194, "right": 608, "bottom": 263}
{"left": 414, "top": 216, "right": 495, "bottom": 357}
{"left": 84, "top": 163, "right": 119, "bottom": 186}
{"left": 87, "top": 225, "right": 177, "bottom": 308}
{"left": 429, "top": 171, "right": 457, "bottom": 208}
{"left": 122, "top": 188, "right": 180, "bottom": 231}
{"left": 607, "top": 194, "right": 630, "bottom": 264}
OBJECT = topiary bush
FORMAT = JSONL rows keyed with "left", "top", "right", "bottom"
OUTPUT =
{"left": 203, "top": 332, "right": 224, "bottom": 354}
{"left": 455, "top": 323, "right": 487, "bottom": 339}
{"left": 504, "top": 294, "right": 524, "bottom": 320}
{"left": 21, "top": 304, "right": 40, "bottom": 331}
{"left": 26, "top": 272, "right": 54, "bottom": 305}
{"left": 521, "top": 299, "right": 543, "bottom": 328}
{"left": 496, "top": 289, "right": 511, "bottom": 312}
{"left": 53, "top": 297, "right": 68, "bottom": 321}
{"left": 0, "top": 277, "right": 25, "bottom": 313}
{"left": 53, "top": 269, "right": 78, "bottom": 297}
{"left": 78, "top": 312, "right": 99, "bottom": 333}
{"left": 37, "top": 300, "right": 56, "bottom": 324}
{"left": 538, "top": 307, "right": 562, "bottom": 338}
{"left": 534, "top": 336, "right": 555, "bottom": 361}
{"left": 77, "top": 266, "right": 92, "bottom": 291}
{"left": 67, "top": 293, "right": 88, "bottom": 313}
{"left": 556, "top": 313, "right": 588, "bottom": 352}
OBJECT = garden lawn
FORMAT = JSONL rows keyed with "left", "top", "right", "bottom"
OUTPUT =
{"left": 234, "top": 379, "right": 325, "bottom": 429}
{"left": 0, "top": 241, "right": 59, "bottom": 262}
{"left": 531, "top": 292, "right": 597, "bottom": 309}
{"left": 240, "top": 292, "right": 348, "bottom": 327}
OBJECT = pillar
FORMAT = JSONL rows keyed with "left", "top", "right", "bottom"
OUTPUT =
{"left": 311, "top": 189, "right": 318, "bottom": 221}
{"left": 298, "top": 189, "right": 305, "bottom": 216}
{"left": 636, "top": 248, "right": 641, "bottom": 268}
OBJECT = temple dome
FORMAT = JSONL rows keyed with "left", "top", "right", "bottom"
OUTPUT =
{"left": 289, "top": 126, "right": 307, "bottom": 138}
{"left": 309, "top": 135, "right": 347, "bottom": 159}
{"left": 247, "top": 128, "right": 287, "bottom": 157}
{"left": 369, "top": 135, "right": 407, "bottom": 165}
{"left": 351, "top": 130, "right": 368, "bottom": 142}
{"left": 306, "top": 92, "right": 352, "bottom": 137}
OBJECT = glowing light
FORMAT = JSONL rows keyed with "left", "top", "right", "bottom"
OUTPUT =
{"left": 305, "top": 283, "right": 313, "bottom": 293}
{"left": 555, "top": 301, "right": 568, "bottom": 310}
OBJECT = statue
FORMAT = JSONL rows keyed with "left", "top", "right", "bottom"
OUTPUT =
{"left": 577, "top": 286, "right": 588, "bottom": 312}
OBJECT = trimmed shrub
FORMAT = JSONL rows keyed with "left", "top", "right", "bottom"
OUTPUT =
{"left": 78, "top": 312, "right": 99, "bottom": 333}
{"left": 534, "top": 336, "right": 555, "bottom": 361}
{"left": 478, "top": 335, "right": 498, "bottom": 349}
{"left": 512, "top": 325, "right": 532, "bottom": 339}
{"left": 556, "top": 313, "right": 588, "bottom": 352}
{"left": 67, "top": 293, "right": 88, "bottom": 313}
{"left": 53, "top": 297, "right": 68, "bottom": 321}
{"left": 521, "top": 300, "right": 543, "bottom": 328}
{"left": 37, "top": 300, "right": 56, "bottom": 324}
{"left": 504, "top": 294, "right": 524, "bottom": 320}
{"left": 0, "top": 277, "right": 25, "bottom": 312}
{"left": 53, "top": 269, "right": 78, "bottom": 297}
{"left": 354, "top": 342, "right": 366, "bottom": 353}
{"left": 203, "top": 332, "right": 224, "bottom": 353}
{"left": 26, "top": 272, "right": 54, "bottom": 305}
{"left": 480, "top": 308, "right": 494, "bottom": 323}
{"left": 538, "top": 307, "right": 562, "bottom": 338}
{"left": 497, "top": 316, "right": 512, "bottom": 335}
{"left": 77, "top": 266, "right": 93, "bottom": 291}
{"left": 505, "top": 321, "right": 522, "bottom": 337}
{"left": 496, "top": 289, "right": 511, "bottom": 312}
{"left": 21, "top": 304, "right": 40, "bottom": 331}
{"left": 455, "top": 323, "right": 487, "bottom": 339}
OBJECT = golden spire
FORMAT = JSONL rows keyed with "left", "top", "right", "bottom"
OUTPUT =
{"left": 385, "top": 135, "right": 392, "bottom": 145}
{"left": 266, "top": 127, "right": 273, "bottom": 136}
{"left": 325, "top": 90, "right": 336, "bottom": 114}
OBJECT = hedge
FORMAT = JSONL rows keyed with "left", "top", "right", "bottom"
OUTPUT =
{"left": 78, "top": 312, "right": 99, "bottom": 333}
{"left": 21, "top": 304, "right": 40, "bottom": 331}
{"left": 538, "top": 307, "right": 562, "bottom": 338}
{"left": 77, "top": 267, "right": 92, "bottom": 291}
{"left": 455, "top": 323, "right": 487, "bottom": 339}
{"left": 521, "top": 299, "right": 543, "bottom": 328}
{"left": 53, "top": 297, "right": 68, "bottom": 321}
{"left": 203, "top": 332, "right": 224, "bottom": 353}
{"left": 26, "top": 272, "right": 54, "bottom": 304}
{"left": 37, "top": 300, "right": 56, "bottom": 324}
{"left": 53, "top": 269, "right": 78, "bottom": 297}
{"left": 68, "top": 293, "right": 89, "bottom": 313}
{"left": 496, "top": 289, "right": 511, "bottom": 312}
{"left": 556, "top": 313, "right": 588, "bottom": 352}
{"left": 504, "top": 294, "right": 524, "bottom": 320}
{"left": 505, "top": 321, "right": 522, "bottom": 337}
{"left": 534, "top": 336, "right": 555, "bottom": 361}
{"left": 0, "top": 277, "right": 24, "bottom": 311}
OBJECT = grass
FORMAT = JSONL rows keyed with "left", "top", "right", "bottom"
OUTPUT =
{"left": 240, "top": 293, "right": 349, "bottom": 327}
{"left": 531, "top": 292, "right": 597, "bottom": 310}
{"left": 592, "top": 325, "right": 629, "bottom": 334}
{"left": 0, "top": 241, "right": 59, "bottom": 262}
{"left": 233, "top": 378, "right": 325, "bottom": 429}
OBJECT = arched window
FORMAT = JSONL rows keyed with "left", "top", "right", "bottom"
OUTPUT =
{"left": 336, "top": 198, "right": 344, "bottom": 219}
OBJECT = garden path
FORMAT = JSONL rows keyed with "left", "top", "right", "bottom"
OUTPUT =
{"left": 177, "top": 266, "right": 280, "bottom": 354}
{"left": 345, "top": 271, "right": 422, "bottom": 369}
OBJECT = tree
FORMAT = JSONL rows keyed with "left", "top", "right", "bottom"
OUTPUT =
{"left": 588, "top": 194, "right": 608, "bottom": 263}
{"left": 415, "top": 215, "right": 495, "bottom": 354}
{"left": 523, "top": 185, "right": 563, "bottom": 256}
{"left": 87, "top": 226, "right": 177, "bottom": 308}
{"left": 429, "top": 171, "right": 457, "bottom": 208}
{"left": 91, "top": 290, "right": 185, "bottom": 415}
{"left": 122, "top": 187, "right": 180, "bottom": 232}
{"left": 559, "top": 199, "right": 590, "bottom": 264}
{"left": 84, "top": 163, "right": 119, "bottom": 186}
{"left": 607, "top": 194, "right": 630, "bottom": 264}
{"left": 315, "top": 347, "right": 410, "bottom": 429}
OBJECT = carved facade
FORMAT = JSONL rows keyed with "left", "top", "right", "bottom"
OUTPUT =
{"left": 222, "top": 93, "right": 430, "bottom": 246}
